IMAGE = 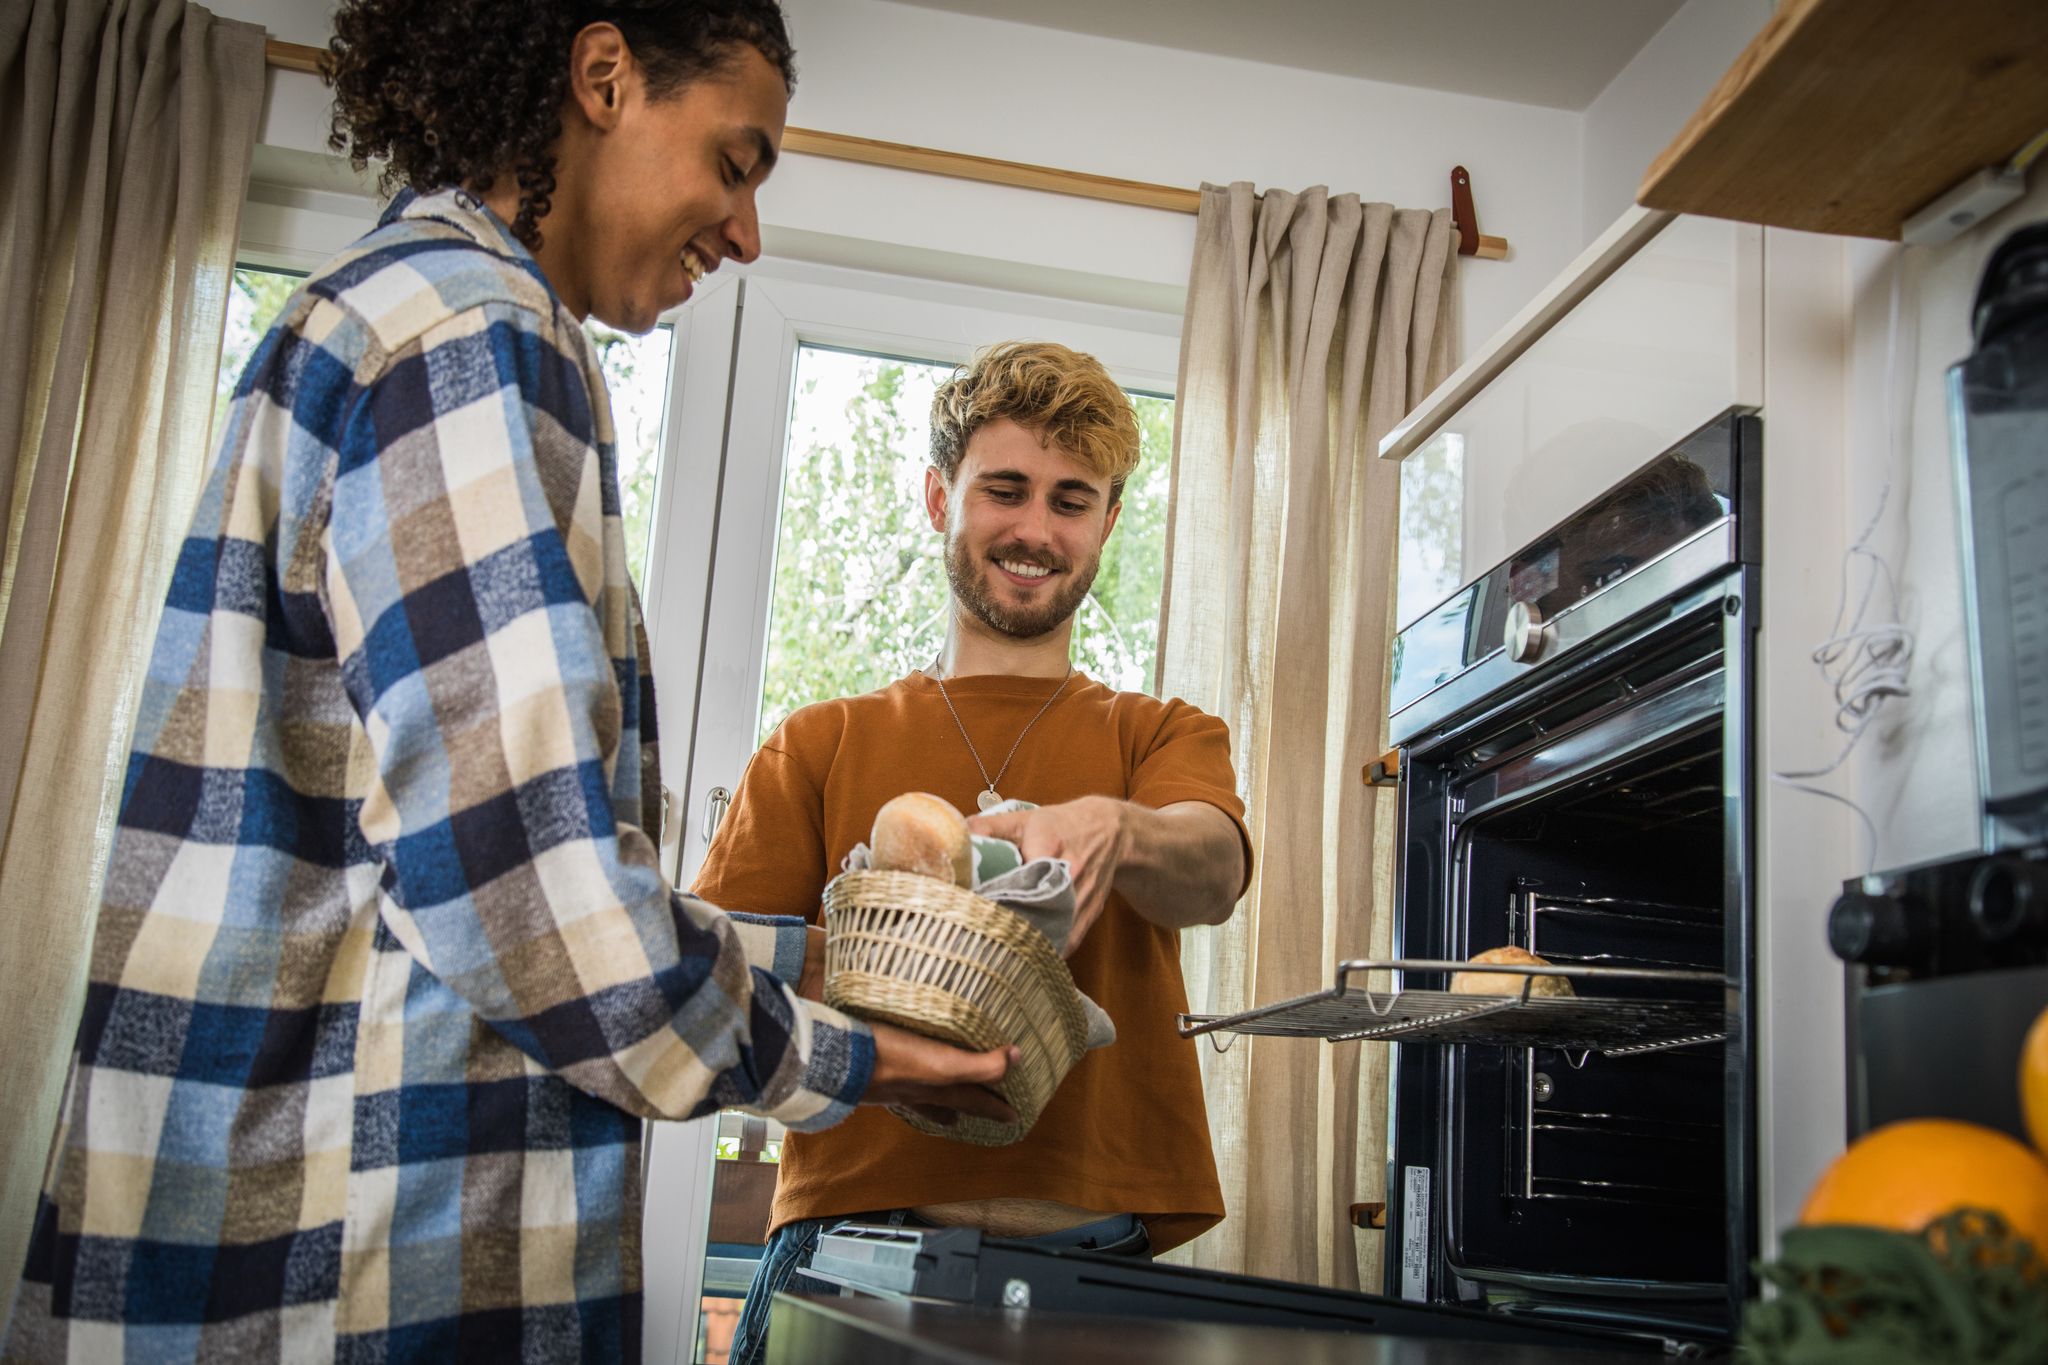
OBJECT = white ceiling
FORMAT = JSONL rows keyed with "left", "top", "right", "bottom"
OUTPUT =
{"left": 886, "top": 0, "right": 1688, "bottom": 110}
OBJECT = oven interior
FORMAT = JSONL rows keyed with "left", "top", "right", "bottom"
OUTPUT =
{"left": 1435, "top": 613, "right": 1735, "bottom": 1312}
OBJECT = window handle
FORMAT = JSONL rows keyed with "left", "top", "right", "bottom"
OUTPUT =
{"left": 702, "top": 785, "right": 733, "bottom": 844}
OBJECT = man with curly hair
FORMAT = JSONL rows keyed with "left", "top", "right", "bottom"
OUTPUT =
{"left": 698, "top": 341, "right": 1251, "bottom": 1365}
{"left": 3, "top": 4, "right": 1016, "bottom": 1360}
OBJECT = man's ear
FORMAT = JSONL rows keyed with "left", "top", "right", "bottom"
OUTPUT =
{"left": 1100, "top": 498, "right": 1123, "bottom": 546}
{"left": 567, "top": 22, "right": 632, "bottom": 131}
{"left": 924, "top": 466, "right": 950, "bottom": 533}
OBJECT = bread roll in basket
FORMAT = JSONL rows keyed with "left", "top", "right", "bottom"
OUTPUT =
{"left": 823, "top": 796, "right": 1089, "bottom": 1146}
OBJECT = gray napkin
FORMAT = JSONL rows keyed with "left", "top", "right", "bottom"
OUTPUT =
{"left": 839, "top": 844, "right": 1116, "bottom": 1050}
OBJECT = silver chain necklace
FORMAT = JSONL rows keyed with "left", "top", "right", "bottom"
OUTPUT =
{"left": 932, "top": 663, "right": 1074, "bottom": 812}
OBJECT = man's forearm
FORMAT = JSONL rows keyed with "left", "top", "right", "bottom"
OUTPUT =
{"left": 1111, "top": 801, "right": 1245, "bottom": 930}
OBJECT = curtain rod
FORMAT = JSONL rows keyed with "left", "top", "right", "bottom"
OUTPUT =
{"left": 264, "top": 38, "right": 1511, "bottom": 259}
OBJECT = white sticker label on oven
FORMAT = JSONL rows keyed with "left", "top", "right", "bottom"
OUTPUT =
{"left": 1400, "top": 1165, "right": 1431, "bottom": 1302}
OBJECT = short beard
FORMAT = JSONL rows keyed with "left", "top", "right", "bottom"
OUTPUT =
{"left": 944, "top": 535, "right": 1098, "bottom": 641}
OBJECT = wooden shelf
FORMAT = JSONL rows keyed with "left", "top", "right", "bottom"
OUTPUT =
{"left": 1638, "top": 0, "right": 2048, "bottom": 240}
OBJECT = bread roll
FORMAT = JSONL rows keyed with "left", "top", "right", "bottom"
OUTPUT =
{"left": 871, "top": 792, "right": 973, "bottom": 887}
{"left": 1449, "top": 945, "right": 1575, "bottom": 998}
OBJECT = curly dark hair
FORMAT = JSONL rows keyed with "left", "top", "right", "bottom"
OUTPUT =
{"left": 326, "top": 1, "right": 796, "bottom": 251}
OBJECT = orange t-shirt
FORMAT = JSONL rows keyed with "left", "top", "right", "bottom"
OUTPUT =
{"left": 691, "top": 670, "right": 1251, "bottom": 1253}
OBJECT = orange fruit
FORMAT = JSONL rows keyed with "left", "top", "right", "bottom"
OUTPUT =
{"left": 2024, "top": 1003, "right": 2048, "bottom": 1159}
{"left": 1799, "top": 1118, "right": 2048, "bottom": 1249}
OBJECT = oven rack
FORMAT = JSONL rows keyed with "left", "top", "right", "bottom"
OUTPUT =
{"left": 1175, "top": 958, "right": 1729, "bottom": 1058}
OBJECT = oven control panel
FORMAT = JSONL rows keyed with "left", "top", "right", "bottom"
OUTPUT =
{"left": 1389, "top": 409, "right": 1758, "bottom": 745}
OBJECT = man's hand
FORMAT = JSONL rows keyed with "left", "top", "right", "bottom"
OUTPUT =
{"left": 863, "top": 1021, "right": 1020, "bottom": 1127}
{"left": 970, "top": 798, "right": 1245, "bottom": 953}
{"left": 803, "top": 934, "right": 1015, "bottom": 1126}
{"left": 968, "top": 795, "right": 1129, "bottom": 955}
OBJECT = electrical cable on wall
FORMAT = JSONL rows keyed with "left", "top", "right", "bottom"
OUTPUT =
{"left": 1770, "top": 250, "right": 1918, "bottom": 876}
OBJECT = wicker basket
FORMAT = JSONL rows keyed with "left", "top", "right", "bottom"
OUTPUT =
{"left": 822, "top": 868, "right": 1089, "bottom": 1146}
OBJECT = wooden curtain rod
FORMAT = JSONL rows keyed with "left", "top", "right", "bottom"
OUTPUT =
{"left": 264, "top": 38, "right": 1510, "bottom": 258}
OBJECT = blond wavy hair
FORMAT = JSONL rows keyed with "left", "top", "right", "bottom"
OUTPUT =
{"left": 929, "top": 341, "right": 1142, "bottom": 502}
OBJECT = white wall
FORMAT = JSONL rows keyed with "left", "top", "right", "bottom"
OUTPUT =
{"left": 1753, "top": 227, "right": 1854, "bottom": 1252}
{"left": 1578, "top": 0, "right": 1770, "bottom": 244}
{"left": 216, "top": 0, "right": 1584, "bottom": 341}
{"left": 1839, "top": 176, "right": 2048, "bottom": 870}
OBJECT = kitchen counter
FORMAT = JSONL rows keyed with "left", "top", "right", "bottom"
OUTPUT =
{"left": 766, "top": 1294, "right": 1649, "bottom": 1364}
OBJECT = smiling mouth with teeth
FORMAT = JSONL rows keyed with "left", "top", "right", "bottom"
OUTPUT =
{"left": 996, "top": 558, "right": 1055, "bottom": 580}
{"left": 681, "top": 247, "right": 709, "bottom": 283}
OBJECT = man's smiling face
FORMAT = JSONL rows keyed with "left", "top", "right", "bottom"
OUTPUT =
{"left": 927, "top": 417, "right": 1122, "bottom": 642}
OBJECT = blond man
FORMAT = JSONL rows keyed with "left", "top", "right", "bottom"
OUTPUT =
{"left": 702, "top": 341, "right": 1251, "bottom": 1365}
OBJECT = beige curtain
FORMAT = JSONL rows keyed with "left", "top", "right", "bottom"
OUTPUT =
{"left": 1158, "top": 182, "right": 1455, "bottom": 1291}
{"left": 0, "top": 0, "right": 264, "bottom": 1279}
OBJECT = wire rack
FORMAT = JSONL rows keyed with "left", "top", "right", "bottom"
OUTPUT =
{"left": 1176, "top": 959, "right": 1729, "bottom": 1058}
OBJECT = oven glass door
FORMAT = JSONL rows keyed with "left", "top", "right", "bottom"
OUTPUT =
{"left": 1391, "top": 579, "right": 1755, "bottom": 1333}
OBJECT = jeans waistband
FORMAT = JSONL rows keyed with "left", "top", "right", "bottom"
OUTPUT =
{"left": 828, "top": 1209, "right": 1147, "bottom": 1253}
{"left": 1006, "top": 1212, "right": 1143, "bottom": 1251}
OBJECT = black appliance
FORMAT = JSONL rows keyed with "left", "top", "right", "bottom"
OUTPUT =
{"left": 1830, "top": 220, "right": 2048, "bottom": 1142}
{"left": 1951, "top": 220, "right": 2048, "bottom": 853}
{"left": 792, "top": 1224, "right": 1655, "bottom": 1355}
{"left": 1375, "top": 410, "right": 1762, "bottom": 1345}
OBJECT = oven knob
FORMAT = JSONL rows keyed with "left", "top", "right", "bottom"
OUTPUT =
{"left": 1827, "top": 888, "right": 1927, "bottom": 967}
{"left": 1504, "top": 601, "right": 1553, "bottom": 663}
{"left": 1968, "top": 858, "right": 2048, "bottom": 946}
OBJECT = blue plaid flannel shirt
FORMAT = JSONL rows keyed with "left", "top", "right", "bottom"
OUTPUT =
{"left": 4, "top": 188, "right": 874, "bottom": 1363}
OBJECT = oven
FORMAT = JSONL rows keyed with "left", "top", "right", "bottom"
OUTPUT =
{"left": 1381, "top": 410, "right": 1761, "bottom": 1345}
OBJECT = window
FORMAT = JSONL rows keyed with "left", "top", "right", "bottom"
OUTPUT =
{"left": 1397, "top": 430, "right": 1465, "bottom": 628}
{"left": 582, "top": 322, "right": 675, "bottom": 593}
{"left": 214, "top": 266, "right": 304, "bottom": 442}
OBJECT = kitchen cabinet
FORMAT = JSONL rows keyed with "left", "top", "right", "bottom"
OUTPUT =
{"left": 1386, "top": 210, "right": 1761, "bottom": 581}
{"left": 1637, "top": 0, "right": 2048, "bottom": 241}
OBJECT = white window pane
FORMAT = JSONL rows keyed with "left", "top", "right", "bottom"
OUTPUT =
{"left": 214, "top": 267, "right": 304, "bottom": 447}
{"left": 1069, "top": 391, "right": 1170, "bottom": 695}
{"left": 759, "top": 347, "right": 952, "bottom": 742}
{"left": 586, "top": 322, "right": 676, "bottom": 595}
{"left": 1398, "top": 431, "right": 1466, "bottom": 629}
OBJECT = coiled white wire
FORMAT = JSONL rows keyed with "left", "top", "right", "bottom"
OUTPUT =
{"left": 1769, "top": 250, "right": 1917, "bottom": 876}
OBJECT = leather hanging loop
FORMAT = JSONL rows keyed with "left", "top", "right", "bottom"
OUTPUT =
{"left": 1451, "top": 165, "right": 1479, "bottom": 257}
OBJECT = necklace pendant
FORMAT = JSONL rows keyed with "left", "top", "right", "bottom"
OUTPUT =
{"left": 976, "top": 788, "right": 1004, "bottom": 813}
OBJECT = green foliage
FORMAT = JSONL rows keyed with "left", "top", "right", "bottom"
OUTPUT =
{"left": 212, "top": 267, "right": 304, "bottom": 447}
{"left": 1745, "top": 1209, "right": 2048, "bottom": 1364}
{"left": 758, "top": 356, "right": 952, "bottom": 739}
{"left": 583, "top": 321, "right": 674, "bottom": 593}
{"left": 755, "top": 351, "right": 1172, "bottom": 741}
{"left": 1396, "top": 431, "right": 1465, "bottom": 629}
{"left": 713, "top": 1137, "right": 781, "bottom": 1163}
{"left": 1069, "top": 392, "right": 1172, "bottom": 694}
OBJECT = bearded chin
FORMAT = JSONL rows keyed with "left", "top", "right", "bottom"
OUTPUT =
{"left": 944, "top": 536, "right": 1098, "bottom": 640}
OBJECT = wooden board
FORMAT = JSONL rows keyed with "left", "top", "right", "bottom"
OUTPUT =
{"left": 1638, "top": 0, "right": 2048, "bottom": 240}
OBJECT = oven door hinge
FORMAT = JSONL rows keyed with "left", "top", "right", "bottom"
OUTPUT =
{"left": 1364, "top": 748, "right": 1403, "bottom": 788}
